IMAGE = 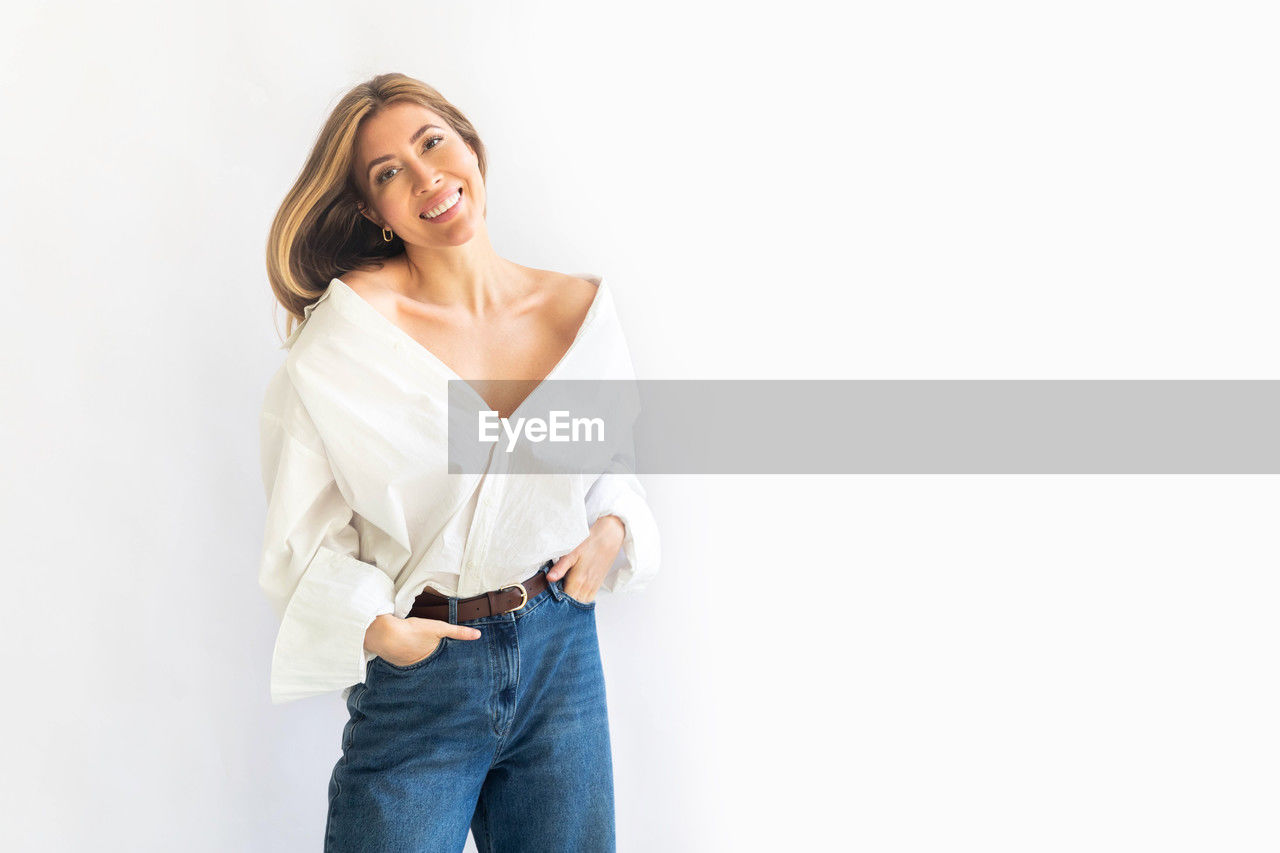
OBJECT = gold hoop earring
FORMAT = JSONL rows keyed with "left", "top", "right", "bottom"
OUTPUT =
{"left": 381, "top": 227, "right": 394, "bottom": 242}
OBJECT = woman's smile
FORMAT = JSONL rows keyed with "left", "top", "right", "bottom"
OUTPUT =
{"left": 419, "top": 186, "right": 464, "bottom": 223}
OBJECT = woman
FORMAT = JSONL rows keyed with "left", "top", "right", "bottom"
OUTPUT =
{"left": 258, "top": 72, "right": 660, "bottom": 852}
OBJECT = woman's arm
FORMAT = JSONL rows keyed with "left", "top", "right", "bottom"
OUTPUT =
{"left": 257, "top": 368, "right": 398, "bottom": 704}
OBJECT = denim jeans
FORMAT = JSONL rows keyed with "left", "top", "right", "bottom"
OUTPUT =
{"left": 324, "top": 563, "right": 615, "bottom": 852}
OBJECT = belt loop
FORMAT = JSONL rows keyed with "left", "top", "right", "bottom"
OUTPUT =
{"left": 448, "top": 596, "right": 458, "bottom": 625}
{"left": 543, "top": 558, "right": 564, "bottom": 602}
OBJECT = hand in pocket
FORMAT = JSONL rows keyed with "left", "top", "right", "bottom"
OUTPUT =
{"left": 366, "top": 615, "right": 483, "bottom": 667}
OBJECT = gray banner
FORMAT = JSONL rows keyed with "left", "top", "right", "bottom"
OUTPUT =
{"left": 448, "top": 380, "right": 1280, "bottom": 474}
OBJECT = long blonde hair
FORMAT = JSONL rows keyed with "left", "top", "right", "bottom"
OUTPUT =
{"left": 265, "top": 73, "right": 488, "bottom": 342}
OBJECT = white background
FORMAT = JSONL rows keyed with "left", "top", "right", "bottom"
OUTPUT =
{"left": 2, "top": 1, "right": 1277, "bottom": 850}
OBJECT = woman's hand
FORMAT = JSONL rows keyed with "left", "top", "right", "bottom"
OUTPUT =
{"left": 364, "top": 614, "right": 482, "bottom": 667}
{"left": 546, "top": 515, "right": 626, "bottom": 604}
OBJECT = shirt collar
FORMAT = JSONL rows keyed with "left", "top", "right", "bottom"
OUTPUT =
{"left": 279, "top": 282, "right": 338, "bottom": 350}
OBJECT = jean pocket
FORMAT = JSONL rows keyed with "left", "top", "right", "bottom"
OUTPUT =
{"left": 374, "top": 636, "right": 451, "bottom": 672}
{"left": 557, "top": 581, "right": 597, "bottom": 611}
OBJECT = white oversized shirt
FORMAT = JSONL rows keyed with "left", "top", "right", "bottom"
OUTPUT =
{"left": 257, "top": 273, "right": 660, "bottom": 704}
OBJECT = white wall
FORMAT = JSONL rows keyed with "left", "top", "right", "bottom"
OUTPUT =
{"left": 2, "top": 1, "right": 1277, "bottom": 850}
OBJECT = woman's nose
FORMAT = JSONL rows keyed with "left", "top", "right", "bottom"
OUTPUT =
{"left": 407, "top": 158, "right": 440, "bottom": 192}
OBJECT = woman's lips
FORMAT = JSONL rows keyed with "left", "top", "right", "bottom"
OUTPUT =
{"left": 420, "top": 187, "right": 464, "bottom": 223}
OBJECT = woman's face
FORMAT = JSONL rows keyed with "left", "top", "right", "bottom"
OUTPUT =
{"left": 353, "top": 101, "right": 484, "bottom": 248}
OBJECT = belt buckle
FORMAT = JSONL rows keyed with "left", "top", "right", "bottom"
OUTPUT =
{"left": 501, "top": 582, "right": 528, "bottom": 613}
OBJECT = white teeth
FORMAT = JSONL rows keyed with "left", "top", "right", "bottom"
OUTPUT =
{"left": 421, "top": 190, "right": 461, "bottom": 219}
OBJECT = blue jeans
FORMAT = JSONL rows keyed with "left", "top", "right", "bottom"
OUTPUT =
{"left": 324, "top": 563, "right": 615, "bottom": 852}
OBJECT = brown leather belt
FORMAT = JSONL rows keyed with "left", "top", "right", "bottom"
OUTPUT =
{"left": 408, "top": 560, "right": 553, "bottom": 623}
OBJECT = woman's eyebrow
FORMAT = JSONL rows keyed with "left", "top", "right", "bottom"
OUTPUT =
{"left": 365, "top": 124, "right": 445, "bottom": 175}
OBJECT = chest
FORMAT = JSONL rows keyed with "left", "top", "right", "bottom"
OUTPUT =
{"left": 390, "top": 305, "right": 579, "bottom": 420}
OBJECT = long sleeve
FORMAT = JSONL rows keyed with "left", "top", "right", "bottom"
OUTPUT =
{"left": 258, "top": 406, "right": 396, "bottom": 705}
{"left": 584, "top": 462, "right": 661, "bottom": 593}
{"left": 582, "top": 367, "right": 660, "bottom": 593}
{"left": 581, "top": 283, "right": 661, "bottom": 593}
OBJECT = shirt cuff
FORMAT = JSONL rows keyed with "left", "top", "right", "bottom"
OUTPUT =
{"left": 269, "top": 546, "right": 396, "bottom": 704}
{"left": 586, "top": 475, "right": 661, "bottom": 594}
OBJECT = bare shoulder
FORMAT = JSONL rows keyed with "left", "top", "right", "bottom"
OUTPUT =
{"left": 335, "top": 264, "right": 400, "bottom": 313}
{"left": 533, "top": 269, "right": 600, "bottom": 334}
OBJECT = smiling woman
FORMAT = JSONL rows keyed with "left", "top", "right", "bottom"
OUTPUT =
{"left": 352, "top": 106, "right": 482, "bottom": 239}
{"left": 258, "top": 73, "right": 660, "bottom": 853}
{"left": 264, "top": 77, "right": 489, "bottom": 332}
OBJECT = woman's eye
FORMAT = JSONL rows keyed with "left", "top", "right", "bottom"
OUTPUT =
{"left": 375, "top": 136, "right": 445, "bottom": 185}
